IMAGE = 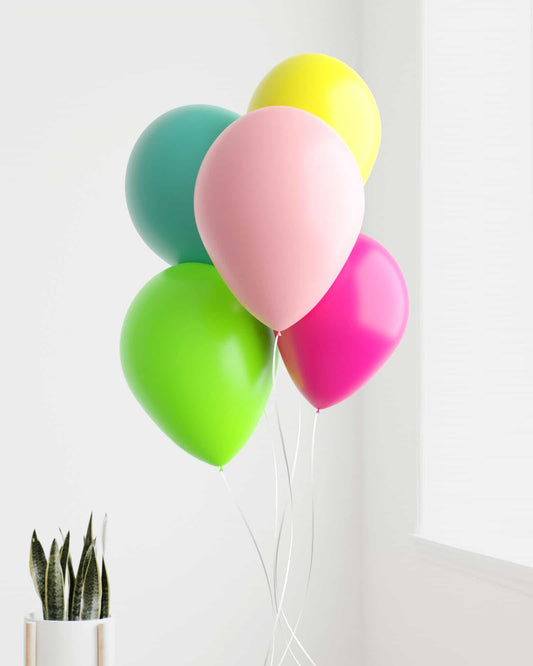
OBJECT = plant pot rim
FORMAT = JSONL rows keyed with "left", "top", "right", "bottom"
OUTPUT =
{"left": 25, "top": 612, "right": 114, "bottom": 625}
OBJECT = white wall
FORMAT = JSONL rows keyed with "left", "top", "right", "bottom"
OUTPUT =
{"left": 0, "top": 1, "right": 364, "bottom": 664}
{"left": 359, "top": 1, "right": 533, "bottom": 664}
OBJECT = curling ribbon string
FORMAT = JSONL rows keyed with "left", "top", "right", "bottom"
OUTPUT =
{"left": 269, "top": 332, "right": 296, "bottom": 665}
{"left": 278, "top": 409, "right": 320, "bottom": 666}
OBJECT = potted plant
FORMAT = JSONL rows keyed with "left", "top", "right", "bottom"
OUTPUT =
{"left": 25, "top": 515, "right": 114, "bottom": 666}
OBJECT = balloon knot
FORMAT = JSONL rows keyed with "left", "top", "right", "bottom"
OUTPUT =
{"left": 219, "top": 466, "right": 224, "bottom": 472}
{"left": 316, "top": 408, "right": 320, "bottom": 414}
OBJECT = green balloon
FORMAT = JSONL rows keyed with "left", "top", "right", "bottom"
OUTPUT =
{"left": 120, "top": 264, "right": 274, "bottom": 467}
{"left": 125, "top": 105, "right": 239, "bottom": 265}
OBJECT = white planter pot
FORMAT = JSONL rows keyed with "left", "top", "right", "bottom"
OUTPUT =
{"left": 24, "top": 614, "right": 115, "bottom": 666}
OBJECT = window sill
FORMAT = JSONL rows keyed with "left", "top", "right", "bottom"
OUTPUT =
{"left": 412, "top": 534, "right": 533, "bottom": 597}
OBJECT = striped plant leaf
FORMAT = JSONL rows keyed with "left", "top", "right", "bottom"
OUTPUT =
{"left": 69, "top": 517, "right": 94, "bottom": 620}
{"left": 70, "top": 541, "right": 95, "bottom": 621}
{"left": 85, "top": 513, "right": 93, "bottom": 545}
{"left": 29, "top": 531, "right": 47, "bottom": 618}
{"left": 31, "top": 514, "right": 108, "bottom": 622}
{"left": 45, "top": 540, "right": 65, "bottom": 621}
{"left": 100, "top": 557, "right": 110, "bottom": 619}
{"left": 83, "top": 540, "right": 95, "bottom": 579}
{"left": 59, "top": 531, "right": 70, "bottom": 580}
{"left": 81, "top": 547, "right": 101, "bottom": 620}
{"left": 67, "top": 554, "right": 76, "bottom": 621}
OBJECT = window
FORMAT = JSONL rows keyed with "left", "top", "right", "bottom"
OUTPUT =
{"left": 418, "top": 0, "right": 533, "bottom": 566}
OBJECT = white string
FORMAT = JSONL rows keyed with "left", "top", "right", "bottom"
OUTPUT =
{"left": 273, "top": 508, "right": 285, "bottom": 608}
{"left": 273, "top": 401, "right": 300, "bottom": 606}
{"left": 220, "top": 470, "right": 275, "bottom": 614}
{"left": 278, "top": 401, "right": 318, "bottom": 665}
{"left": 269, "top": 395, "right": 297, "bottom": 666}
{"left": 270, "top": 332, "right": 316, "bottom": 665}
{"left": 278, "top": 410, "right": 320, "bottom": 666}
{"left": 221, "top": 331, "right": 314, "bottom": 665}
{"left": 291, "top": 404, "right": 302, "bottom": 483}
{"left": 281, "top": 608, "right": 316, "bottom": 666}
{"left": 270, "top": 483, "right": 303, "bottom": 664}
{"left": 265, "top": 332, "right": 299, "bottom": 664}
{"left": 270, "top": 333, "right": 281, "bottom": 608}
{"left": 271, "top": 336, "right": 280, "bottom": 543}
{"left": 269, "top": 332, "right": 293, "bottom": 664}
{"left": 220, "top": 469, "right": 275, "bottom": 665}
{"left": 274, "top": 511, "right": 314, "bottom": 664}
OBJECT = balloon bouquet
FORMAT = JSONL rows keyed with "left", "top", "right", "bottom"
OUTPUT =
{"left": 121, "top": 53, "right": 408, "bottom": 661}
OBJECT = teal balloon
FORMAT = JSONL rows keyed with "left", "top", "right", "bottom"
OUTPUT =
{"left": 126, "top": 105, "right": 239, "bottom": 265}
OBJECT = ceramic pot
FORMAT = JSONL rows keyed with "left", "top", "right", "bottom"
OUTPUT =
{"left": 24, "top": 614, "right": 115, "bottom": 666}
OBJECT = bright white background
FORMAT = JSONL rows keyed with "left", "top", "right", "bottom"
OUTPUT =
{"left": 3, "top": 0, "right": 533, "bottom": 665}
{"left": 0, "top": 1, "right": 364, "bottom": 665}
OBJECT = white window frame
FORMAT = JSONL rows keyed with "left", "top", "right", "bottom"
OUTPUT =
{"left": 414, "top": 0, "right": 533, "bottom": 586}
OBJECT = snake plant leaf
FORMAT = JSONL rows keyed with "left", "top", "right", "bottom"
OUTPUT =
{"left": 81, "top": 547, "right": 101, "bottom": 620}
{"left": 31, "top": 513, "right": 110, "bottom": 623}
{"left": 78, "top": 536, "right": 90, "bottom": 578}
{"left": 45, "top": 539, "right": 65, "bottom": 621}
{"left": 67, "top": 554, "right": 76, "bottom": 621}
{"left": 100, "top": 557, "right": 110, "bottom": 619}
{"left": 30, "top": 531, "right": 47, "bottom": 618}
{"left": 71, "top": 541, "right": 95, "bottom": 620}
{"left": 59, "top": 531, "right": 70, "bottom": 580}
{"left": 85, "top": 513, "right": 93, "bottom": 545}
{"left": 84, "top": 540, "right": 96, "bottom": 578}
{"left": 71, "top": 522, "right": 96, "bottom": 620}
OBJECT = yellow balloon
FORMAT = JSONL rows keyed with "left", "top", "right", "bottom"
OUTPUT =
{"left": 248, "top": 53, "right": 381, "bottom": 183}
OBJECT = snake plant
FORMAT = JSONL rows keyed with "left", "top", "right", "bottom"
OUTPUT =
{"left": 30, "top": 514, "right": 110, "bottom": 621}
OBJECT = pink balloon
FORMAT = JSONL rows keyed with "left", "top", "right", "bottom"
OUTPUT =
{"left": 194, "top": 106, "right": 364, "bottom": 331}
{"left": 278, "top": 235, "right": 409, "bottom": 409}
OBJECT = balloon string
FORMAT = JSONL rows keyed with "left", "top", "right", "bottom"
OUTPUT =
{"left": 219, "top": 331, "right": 312, "bottom": 665}
{"left": 275, "top": 518, "right": 314, "bottom": 666}
{"left": 220, "top": 465, "right": 306, "bottom": 666}
{"left": 268, "top": 333, "right": 309, "bottom": 665}
{"left": 272, "top": 334, "right": 280, "bottom": 539}
{"left": 291, "top": 405, "right": 302, "bottom": 483}
{"left": 271, "top": 332, "right": 280, "bottom": 393}
{"left": 269, "top": 333, "right": 287, "bottom": 663}
{"left": 273, "top": 400, "right": 301, "bottom": 603}
{"left": 227, "top": 331, "right": 294, "bottom": 665}
{"left": 268, "top": 334, "right": 296, "bottom": 665}
{"left": 273, "top": 488, "right": 312, "bottom": 663}
{"left": 268, "top": 331, "right": 314, "bottom": 664}
{"left": 220, "top": 469, "right": 275, "bottom": 615}
{"left": 278, "top": 410, "right": 320, "bottom": 666}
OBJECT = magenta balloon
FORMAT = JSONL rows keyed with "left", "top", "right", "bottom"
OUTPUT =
{"left": 194, "top": 106, "right": 364, "bottom": 331}
{"left": 278, "top": 235, "right": 409, "bottom": 409}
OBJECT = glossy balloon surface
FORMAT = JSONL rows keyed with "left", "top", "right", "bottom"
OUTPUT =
{"left": 248, "top": 53, "right": 381, "bottom": 183}
{"left": 120, "top": 263, "right": 274, "bottom": 466}
{"left": 126, "top": 105, "right": 239, "bottom": 265}
{"left": 194, "top": 106, "right": 364, "bottom": 331}
{"left": 278, "top": 235, "right": 408, "bottom": 409}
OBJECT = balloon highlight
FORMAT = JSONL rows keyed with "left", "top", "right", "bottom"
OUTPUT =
{"left": 126, "top": 105, "right": 239, "bottom": 265}
{"left": 278, "top": 235, "right": 409, "bottom": 409}
{"left": 248, "top": 53, "right": 381, "bottom": 183}
{"left": 194, "top": 105, "right": 365, "bottom": 331}
{"left": 120, "top": 263, "right": 274, "bottom": 466}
